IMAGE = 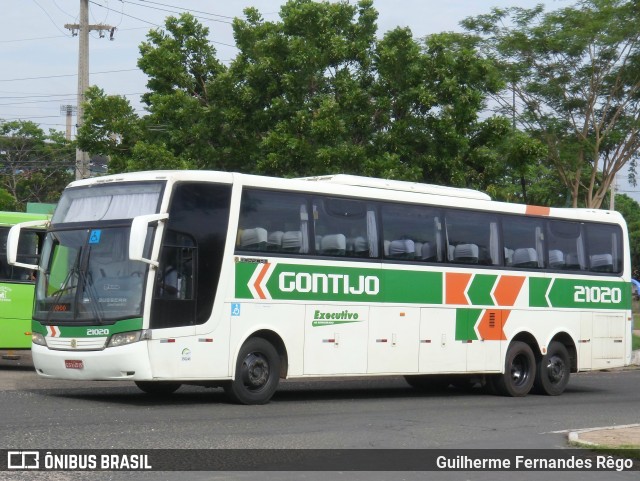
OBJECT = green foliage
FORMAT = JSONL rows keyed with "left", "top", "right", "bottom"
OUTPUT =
{"left": 0, "top": 188, "right": 15, "bottom": 210}
{"left": 78, "top": 0, "right": 517, "bottom": 191}
{"left": 229, "top": 0, "right": 380, "bottom": 177}
{"left": 614, "top": 194, "right": 640, "bottom": 270}
{"left": 76, "top": 86, "right": 142, "bottom": 172}
{"left": 0, "top": 120, "right": 73, "bottom": 209}
{"left": 463, "top": 0, "right": 640, "bottom": 208}
{"left": 128, "top": 142, "right": 187, "bottom": 171}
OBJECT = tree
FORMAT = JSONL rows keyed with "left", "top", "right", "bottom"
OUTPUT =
{"left": 0, "top": 120, "right": 74, "bottom": 210}
{"left": 78, "top": 0, "right": 516, "bottom": 192}
{"left": 0, "top": 188, "right": 14, "bottom": 210}
{"left": 463, "top": 0, "right": 640, "bottom": 208}
{"left": 228, "top": 0, "right": 380, "bottom": 177}
{"left": 613, "top": 194, "right": 640, "bottom": 270}
{"left": 77, "top": 86, "right": 143, "bottom": 173}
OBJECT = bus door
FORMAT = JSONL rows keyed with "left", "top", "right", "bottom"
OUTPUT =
{"left": 147, "top": 182, "right": 231, "bottom": 379}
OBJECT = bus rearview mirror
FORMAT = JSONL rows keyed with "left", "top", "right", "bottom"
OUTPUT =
{"left": 7, "top": 220, "right": 49, "bottom": 271}
{"left": 129, "top": 213, "right": 168, "bottom": 267}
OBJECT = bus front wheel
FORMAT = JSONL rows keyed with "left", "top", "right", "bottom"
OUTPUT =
{"left": 534, "top": 341, "right": 570, "bottom": 396}
{"left": 489, "top": 341, "right": 536, "bottom": 397}
{"left": 225, "top": 337, "right": 280, "bottom": 405}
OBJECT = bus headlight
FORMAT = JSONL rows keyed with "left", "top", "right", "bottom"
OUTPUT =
{"left": 32, "top": 332, "right": 46, "bottom": 346}
{"left": 108, "top": 330, "right": 150, "bottom": 348}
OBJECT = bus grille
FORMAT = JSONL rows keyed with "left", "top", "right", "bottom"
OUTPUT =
{"left": 46, "top": 337, "right": 107, "bottom": 351}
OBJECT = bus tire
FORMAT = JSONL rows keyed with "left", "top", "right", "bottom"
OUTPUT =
{"left": 225, "top": 337, "right": 280, "bottom": 405}
{"left": 534, "top": 341, "right": 570, "bottom": 396}
{"left": 135, "top": 381, "right": 181, "bottom": 395}
{"left": 491, "top": 341, "right": 536, "bottom": 397}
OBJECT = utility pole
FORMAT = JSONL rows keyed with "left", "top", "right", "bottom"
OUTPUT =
{"left": 65, "top": 0, "right": 114, "bottom": 180}
{"left": 60, "top": 104, "right": 77, "bottom": 141}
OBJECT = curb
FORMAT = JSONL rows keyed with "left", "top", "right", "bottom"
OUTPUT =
{"left": 568, "top": 424, "right": 640, "bottom": 448}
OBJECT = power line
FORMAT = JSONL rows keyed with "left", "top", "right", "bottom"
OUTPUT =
{"left": 89, "top": 0, "right": 238, "bottom": 47}
{"left": 89, "top": 0, "right": 163, "bottom": 27}
{"left": 0, "top": 93, "right": 76, "bottom": 99}
{"left": 0, "top": 34, "right": 69, "bottom": 44}
{"left": 91, "top": 0, "right": 239, "bottom": 27}
{"left": 0, "top": 26, "right": 150, "bottom": 44}
{"left": 122, "top": 0, "right": 233, "bottom": 24}
{"left": 51, "top": 0, "right": 77, "bottom": 19}
{"left": 0, "top": 98, "right": 76, "bottom": 107}
{"left": 1, "top": 115, "right": 70, "bottom": 120}
{"left": 0, "top": 91, "right": 144, "bottom": 101}
{"left": 0, "top": 68, "right": 139, "bottom": 82}
{"left": 1, "top": 4, "right": 239, "bottom": 47}
{"left": 0, "top": 146, "right": 76, "bottom": 154}
{"left": 133, "top": 0, "right": 235, "bottom": 21}
{"left": 31, "top": 0, "right": 73, "bottom": 37}
{"left": 0, "top": 92, "right": 145, "bottom": 106}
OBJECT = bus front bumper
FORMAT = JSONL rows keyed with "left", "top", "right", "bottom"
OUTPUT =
{"left": 32, "top": 342, "right": 153, "bottom": 381}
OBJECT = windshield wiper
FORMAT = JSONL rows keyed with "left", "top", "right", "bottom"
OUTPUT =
{"left": 46, "top": 250, "right": 81, "bottom": 323}
{"left": 77, "top": 245, "right": 105, "bottom": 325}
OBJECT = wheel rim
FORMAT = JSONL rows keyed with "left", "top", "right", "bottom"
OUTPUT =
{"left": 510, "top": 354, "right": 531, "bottom": 387}
{"left": 545, "top": 355, "right": 566, "bottom": 384}
{"left": 241, "top": 352, "right": 270, "bottom": 392}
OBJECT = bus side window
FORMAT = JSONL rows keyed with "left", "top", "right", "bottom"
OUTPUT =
{"left": 547, "top": 220, "right": 585, "bottom": 271}
{"left": 445, "top": 210, "right": 499, "bottom": 266}
{"left": 586, "top": 223, "right": 622, "bottom": 274}
{"left": 156, "top": 232, "right": 195, "bottom": 300}
{"left": 502, "top": 216, "right": 545, "bottom": 269}
{"left": 238, "top": 189, "right": 309, "bottom": 254}
{"left": 313, "top": 197, "right": 374, "bottom": 258}
{"left": 381, "top": 203, "right": 441, "bottom": 262}
{"left": 1, "top": 229, "right": 41, "bottom": 281}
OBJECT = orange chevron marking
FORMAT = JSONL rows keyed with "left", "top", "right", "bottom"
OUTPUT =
{"left": 253, "top": 263, "right": 271, "bottom": 299}
{"left": 477, "top": 309, "right": 508, "bottom": 341}
{"left": 446, "top": 272, "right": 472, "bottom": 305}
{"left": 525, "top": 205, "right": 550, "bottom": 216}
{"left": 493, "top": 275, "right": 525, "bottom": 306}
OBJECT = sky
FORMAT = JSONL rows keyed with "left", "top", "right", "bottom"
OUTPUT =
{"left": 2, "top": 0, "right": 636, "bottom": 202}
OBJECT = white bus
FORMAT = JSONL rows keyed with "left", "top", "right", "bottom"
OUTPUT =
{"left": 7, "top": 171, "right": 632, "bottom": 404}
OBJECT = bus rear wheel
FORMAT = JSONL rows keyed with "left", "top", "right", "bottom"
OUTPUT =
{"left": 225, "top": 337, "right": 280, "bottom": 405}
{"left": 489, "top": 341, "right": 536, "bottom": 397}
{"left": 534, "top": 341, "right": 570, "bottom": 396}
{"left": 135, "top": 381, "right": 181, "bottom": 395}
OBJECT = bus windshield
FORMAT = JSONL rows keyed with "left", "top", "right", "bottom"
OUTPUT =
{"left": 34, "top": 226, "right": 149, "bottom": 324}
{"left": 52, "top": 182, "right": 163, "bottom": 224}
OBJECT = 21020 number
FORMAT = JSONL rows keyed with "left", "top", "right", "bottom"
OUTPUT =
{"left": 574, "top": 285, "right": 622, "bottom": 304}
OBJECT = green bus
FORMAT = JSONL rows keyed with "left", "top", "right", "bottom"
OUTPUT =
{"left": 0, "top": 211, "right": 49, "bottom": 359}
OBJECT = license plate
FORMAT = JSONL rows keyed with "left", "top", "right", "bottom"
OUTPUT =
{"left": 64, "top": 360, "right": 84, "bottom": 369}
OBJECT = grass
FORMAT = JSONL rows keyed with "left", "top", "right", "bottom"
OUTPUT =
{"left": 633, "top": 308, "right": 640, "bottom": 351}
{"left": 584, "top": 446, "right": 640, "bottom": 461}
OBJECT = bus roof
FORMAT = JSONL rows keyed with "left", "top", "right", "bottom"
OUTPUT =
{"left": 297, "top": 174, "right": 492, "bottom": 201}
{"left": 63, "top": 170, "right": 625, "bottom": 226}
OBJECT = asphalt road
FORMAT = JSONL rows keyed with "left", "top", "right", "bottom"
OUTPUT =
{"left": 1, "top": 352, "right": 639, "bottom": 481}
